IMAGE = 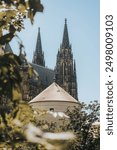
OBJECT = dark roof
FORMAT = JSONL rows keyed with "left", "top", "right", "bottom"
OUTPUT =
{"left": 31, "top": 63, "right": 55, "bottom": 87}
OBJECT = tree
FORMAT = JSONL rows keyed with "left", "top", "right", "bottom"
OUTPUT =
{"left": 0, "top": 53, "right": 22, "bottom": 100}
{"left": 32, "top": 101, "right": 100, "bottom": 150}
{"left": 0, "top": 0, "right": 44, "bottom": 149}
{"left": 65, "top": 101, "right": 100, "bottom": 150}
{"left": 0, "top": 0, "right": 43, "bottom": 45}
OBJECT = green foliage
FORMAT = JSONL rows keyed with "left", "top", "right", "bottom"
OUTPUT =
{"left": 0, "top": 101, "right": 38, "bottom": 148}
{"left": 0, "top": 0, "right": 44, "bottom": 149}
{"left": 66, "top": 101, "right": 100, "bottom": 150}
{"left": 0, "top": 0, "right": 43, "bottom": 45}
{"left": 0, "top": 52, "right": 40, "bottom": 149}
{"left": 0, "top": 142, "right": 39, "bottom": 150}
{"left": 0, "top": 53, "right": 22, "bottom": 101}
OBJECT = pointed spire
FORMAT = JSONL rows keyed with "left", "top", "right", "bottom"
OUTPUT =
{"left": 32, "top": 28, "right": 45, "bottom": 66}
{"left": 35, "top": 27, "right": 42, "bottom": 54}
{"left": 61, "top": 18, "right": 70, "bottom": 49}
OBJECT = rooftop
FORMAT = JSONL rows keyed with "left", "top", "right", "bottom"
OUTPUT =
{"left": 29, "top": 82, "right": 78, "bottom": 104}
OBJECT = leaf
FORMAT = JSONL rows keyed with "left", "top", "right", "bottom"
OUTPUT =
{"left": 12, "top": 87, "right": 22, "bottom": 101}
{"left": 0, "top": 33, "right": 14, "bottom": 45}
{"left": 18, "top": 4, "right": 26, "bottom": 14}
{"left": 28, "top": 10, "right": 34, "bottom": 24}
{"left": 29, "top": 0, "right": 44, "bottom": 12}
{"left": 0, "top": 11, "right": 6, "bottom": 20}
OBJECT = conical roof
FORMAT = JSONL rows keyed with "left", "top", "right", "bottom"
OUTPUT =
{"left": 35, "top": 27, "right": 43, "bottom": 54}
{"left": 29, "top": 82, "right": 78, "bottom": 104}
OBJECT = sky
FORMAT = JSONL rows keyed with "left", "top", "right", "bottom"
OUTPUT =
{"left": 11, "top": 0, "right": 100, "bottom": 103}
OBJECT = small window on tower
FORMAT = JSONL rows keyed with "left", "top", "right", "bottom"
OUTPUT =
{"left": 50, "top": 108, "right": 54, "bottom": 112}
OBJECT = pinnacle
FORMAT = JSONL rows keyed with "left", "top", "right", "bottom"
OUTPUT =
{"left": 61, "top": 19, "right": 70, "bottom": 49}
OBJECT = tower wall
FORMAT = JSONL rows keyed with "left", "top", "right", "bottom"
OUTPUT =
{"left": 55, "top": 19, "right": 78, "bottom": 100}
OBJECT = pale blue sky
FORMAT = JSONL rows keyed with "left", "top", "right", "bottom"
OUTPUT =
{"left": 11, "top": 0, "right": 100, "bottom": 103}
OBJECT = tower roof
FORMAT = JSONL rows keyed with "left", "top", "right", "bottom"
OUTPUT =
{"left": 35, "top": 27, "right": 42, "bottom": 54}
{"left": 33, "top": 28, "right": 45, "bottom": 66}
{"left": 61, "top": 19, "right": 70, "bottom": 49}
{"left": 29, "top": 82, "right": 78, "bottom": 104}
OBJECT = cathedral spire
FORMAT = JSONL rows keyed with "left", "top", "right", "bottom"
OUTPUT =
{"left": 33, "top": 28, "right": 45, "bottom": 66}
{"left": 36, "top": 27, "right": 42, "bottom": 54}
{"left": 55, "top": 19, "right": 78, "bottom": 100}
{"left": 61, "top": 18, "right": 70, "bottom": 49}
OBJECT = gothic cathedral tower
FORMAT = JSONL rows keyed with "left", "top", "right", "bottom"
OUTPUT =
{"left": 32, "top": 28, "right": 45, "bottom": 66}
{"left": 55, "top": 19, "right": 78, "bottom": 100}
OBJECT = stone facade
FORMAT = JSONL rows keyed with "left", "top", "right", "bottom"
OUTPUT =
{"left": 55, "top": 19, "right": 78, "bottom": 99}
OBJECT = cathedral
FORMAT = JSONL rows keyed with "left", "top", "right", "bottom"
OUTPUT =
{"left": 31, "top": 19, "right": 78, "bottom": 100}
{"left": 1, "top": 19, "right": 78, "bottom": 101}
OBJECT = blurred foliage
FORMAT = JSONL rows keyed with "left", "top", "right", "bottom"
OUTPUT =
{"left": 0, "top": 1, "right": 44, "bottom": 148}
{"left": 0, "top": 53, "right": 39, "bottom": 149}
{"left": 0, "top": 0, "right": 43, "bottom": 45}
{"left": 0, "top": 142, "right": 39, "bottom": 150}
{"left": 0, "top": 53, "right": 22, "bottom": 101}
{"left": 25, "top": 123, "right": 75, "bottom": 150}
{"left": 0, "top": 102, "right": 33, "bottom": 141}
